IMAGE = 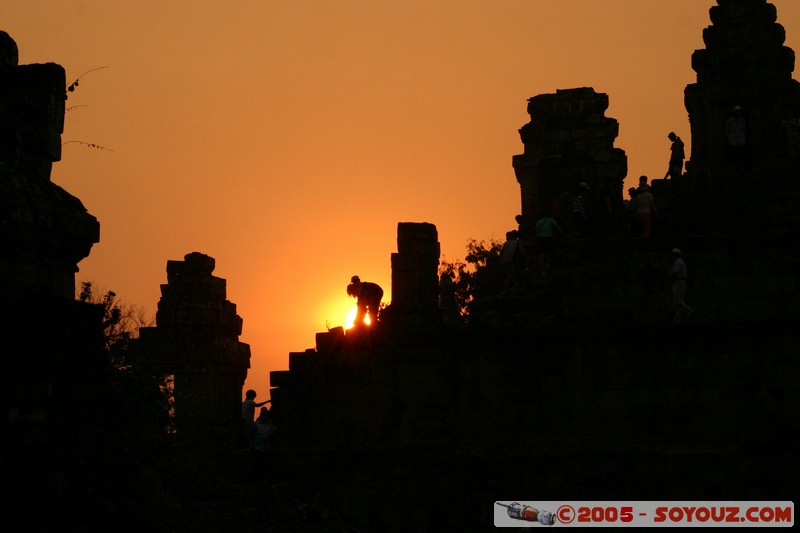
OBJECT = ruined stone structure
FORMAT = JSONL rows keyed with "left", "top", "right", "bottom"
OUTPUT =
{"left": 1, "top": 32, "right": 112, "bottom": 526}
{"left": 382, "top": 222, "right": 441, "bottom": 326}
{"left": 272, "top": 222, "right": 442, "bottom": 444}
{"left": 133, "top": 252, "right": 251, "bottom": 439}
{"left": 270, "top": 220, "right": 799, "bottom": 529}
{"left": 685, "top": 0, "right": 800, "bottom": 201}
{"left": 0, "top": 31, "right": 100, "bottom": 299}
{"left": 267, "top": 4, "right": 799, "bottom": 528}
{"left": 512, "top": 87, "right": 627, "bottom": 236}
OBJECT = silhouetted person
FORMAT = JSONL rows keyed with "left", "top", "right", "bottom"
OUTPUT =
{"left": 670, "top": 248, "right": 695, "bottom": 324}
{"left": 514, "top": 213, "right": 535, "bottom": 270}
{"left": 347, "top": 275, "right": 383, "bottom": 327}
{"left": 664, "top": 132, "right": 685, "bottom": 180}
{"left": 534, "top": 211, "right": 565, "bottom": 277}
{"left": 252, "top": 407, "right": 277, "bottom": 453}
{"left": 725, "top": 105, "right": 748, "bottom": 168}
{"left": 552, "top": 190, "right": 572, "bottom": 230}
{"left": 635, "top": 176, "right": 657, "bottom": 238}
{"left": 242, "top": 389, "right": 270, "bottom": 423}
{"left": 499, "top": 230, "right": 525, "bottom": 295}
{"left": 438, "top": 272, "right": 460, "bottom": 324}
{"left": 596, "top": 175, "right": 614, "bottom": 236}
{"left": 780, "top": 109, "right": 800, "bottom": 160}
{"left": 514, "top": 213, "right": 533, "bottom": 242}
{"left": 571, "top": 182, "right": 591, "bottom": 237}
{"left": 625, "top": 187, "right": 639, "bottom": 237}
{"left": 0, "top": 31, "right": 19, "bottom": 67}
{"left": 242, "top": 389, "right": 271, "bottom": 447}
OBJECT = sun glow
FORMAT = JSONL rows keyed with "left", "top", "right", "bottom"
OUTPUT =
{"left": 345, "top": 306, "right": 371, "bottom": 329}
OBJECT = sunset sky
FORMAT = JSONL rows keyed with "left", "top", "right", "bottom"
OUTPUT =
{"left": 5, "top": 1, "right": 799, "bottom": 396}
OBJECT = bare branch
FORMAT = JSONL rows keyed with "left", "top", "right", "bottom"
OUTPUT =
{"left": 66, "top": 65, "right": 109, "bottom": 93}
{"left": 62, "top": 140, "right": 114, "bottom": 152}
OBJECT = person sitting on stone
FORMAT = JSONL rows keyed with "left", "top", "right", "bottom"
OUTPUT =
{"left": 347, "top": 275, "right": 384, "bottom": 327}
{"left": 252, "top": 407, "right": 277, "bottom": 453}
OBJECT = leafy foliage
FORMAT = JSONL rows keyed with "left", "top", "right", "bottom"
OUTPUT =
{"left": 78, "top": 281, "right": 150, "bottom": 366}
{"left": 439, "top": 238, "right": 505, "bottom": 318}
{"left": 78, "top": 280, "right": 173, "bottom": 437}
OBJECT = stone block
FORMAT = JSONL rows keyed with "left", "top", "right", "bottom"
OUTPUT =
{"left": 316, "top": 326, "right": 344, "bottom": 353}
{"left": 396, "top": 222, "right": 439, "bottom": 255}
{"left": 289, "top": 351, "right": 317, "bottom": 372}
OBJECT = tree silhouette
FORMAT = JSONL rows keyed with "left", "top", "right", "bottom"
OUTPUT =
{"left": 439, "top": 238, "right": 505, "bottom": 318}
{"left": 78, "top": 281, "right": 150, "bottom": 366}
{"left": 77, "top": 280, "right": 173, "bottom": 444}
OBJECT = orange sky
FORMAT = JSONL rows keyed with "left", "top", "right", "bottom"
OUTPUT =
{"left": 5, "top": 1, "right": 799, "bottom": 397}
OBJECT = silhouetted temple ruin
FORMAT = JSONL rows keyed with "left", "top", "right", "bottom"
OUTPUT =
{"left": 4, "top": 1, "right": 800, "bottom": 527}
{"left": 685, "top": 0, "right": 800, "bottom": 198}
{"left": 133, "top": 252, "right": 251, "bottom": 440}
{"left": 382, "top": 222, "right": 441, "bottom": 326}
{"left": 1, "top": 31, "right": 110, "bottom": 524}
{"left": 267, "top": 3, "right": 799, "bottom": 527}
{"left": 0, "top": 31, "right": 99, "bottom": 298}
{"left": 512, "top": 87, "right": 627, "bottom": 235}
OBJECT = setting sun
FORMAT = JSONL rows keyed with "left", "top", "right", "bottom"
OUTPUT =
{"left": 345, "top": 306, "right": 371, "bottom": 329}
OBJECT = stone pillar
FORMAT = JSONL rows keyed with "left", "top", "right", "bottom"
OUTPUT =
{"left": 685, "top": 0, "right": 800, "bottom": 197}
{"left": 512, "top": 88, "right": 627, "bottom": 236}
{"left": 133, "top": 252, "right": 251, "bottom": 441}
{"left": 387, "top": 222, "right": 441, "bottom": 325}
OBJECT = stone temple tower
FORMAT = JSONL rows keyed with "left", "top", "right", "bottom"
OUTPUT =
{"left": 512, "top": 87, "right": 627, "bottom": 237}
{"left": 133, "top": 252, "right": 251, "bottom": 440}
{"left": 685, "top": 0, "right": 800, "bottom": 198}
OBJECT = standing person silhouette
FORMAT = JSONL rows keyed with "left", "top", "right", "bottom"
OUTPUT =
{"left": 534, "top": 211, "right": 565, "bottom": 277}
{"left": 664, "top": 132, "right": 685, "bottom": 180}
{"left": 347, "top": 275, "right": 384, "bottom": 327}
{"left": 670, "top": 248, "right": 695, "bottom": 324}
{"left": 725, "top": 106, "right": 748, "bottom": 169}
{"left": 780, "top": 109, "right": 800, "bottom": 159}
{"left": 635, "top": 176, "right": 657, "bottom": 238}
{"left": 242, "top": 389, "right": 270, "bottom": 424}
